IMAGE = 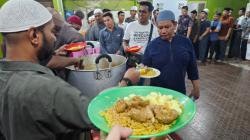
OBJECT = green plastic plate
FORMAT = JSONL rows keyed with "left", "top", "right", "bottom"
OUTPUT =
{"left": 88, "top": 86, "right": 196, "bottom": 139}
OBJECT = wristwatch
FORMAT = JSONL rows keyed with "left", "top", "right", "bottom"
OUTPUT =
{"left": 120, "top": 78, "right": 133, "bottom": 86}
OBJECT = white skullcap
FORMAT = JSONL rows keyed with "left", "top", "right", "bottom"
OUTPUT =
{"left": 88, "top": 15, "right": 95, "bottom": 21}
{"left": 94, "top": 9, "right": 103, "bottom": 15}
{"left": 0, "top": 0, "right": 52, "bottom": 33}
{"left": 130, "top": 6, "right": 138, "bottom": 11}
{"left": 203, "top": 8, "right": 209, "bottom": 14}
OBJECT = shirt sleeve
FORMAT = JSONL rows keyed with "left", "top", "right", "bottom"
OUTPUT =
{"left": 123, "top": 23, "right": 131, "bottom": 41}
{"left": 217, "top": 22, "right": 222, "bottom": 31}
{"left": 65, "top": 27, "right": 85, "bottom": 44}
{"left": 186, "top": 39, "right": 199, "bottom": 80}
{"left": 237, "top": 17, "right": 243, "bottom": 25}
{"left": 85, "top": 27, "right": 94, "bottom": 41}
{"left": 53, "top": 83, "right": 92, "bottom": 131}
{"left": 27, "top": 78, "right": 92, "bottom": 134}
{"left": 119, "top": 29, "right": 125, "bottom": 52}
{"left": 177, "top": 16, "right": 181, "bottom": 24}
{"left": 143, "top": 42, "right": 153, "bottom": 67}
{"left": 229, "top": 17, "right": 234, "bottom": 28}
{"left": 151, "top": 26, "right": 159, "bottom": 41}
{"left": 206, "top": 21, "right": 211, "bottom": 28}
{"left": 99, "top": 30, "right": 108, "bottom": 54}
{"left": 188, "top": 17, "right": 193, "bottom": 27}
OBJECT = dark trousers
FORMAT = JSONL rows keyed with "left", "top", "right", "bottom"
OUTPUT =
{"left": 209, "top": 40, "right": 219, "bottom": 59}
{"left": 228, "top": 29, "right": 242, "bottom": 58}
{"left": 241, "top": 39, "right": 248, "bottom": 60}
{"left": 192, "top": 41, "right": 199, "bottom": 59}
{"left": 199, "top": 37, "right": 209, "bottom": 62}
{"left": 218, "top": 40, "right": 228, "bottom": 60}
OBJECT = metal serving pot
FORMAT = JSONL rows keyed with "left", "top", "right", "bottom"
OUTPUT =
{"left": 66, "top": 54, "right": 127, "bottom": 99}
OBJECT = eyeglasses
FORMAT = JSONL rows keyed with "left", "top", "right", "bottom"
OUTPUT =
{"left": 139, "top": 10, "right": 148, "bottom": 14}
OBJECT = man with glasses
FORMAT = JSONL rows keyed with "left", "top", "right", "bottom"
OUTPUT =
{"left": 123, "top": 1, "right": 158, "bottom": 55}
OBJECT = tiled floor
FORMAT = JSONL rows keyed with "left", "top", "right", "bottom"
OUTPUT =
{"left": 176, "top": 63, "right": 250, "bottom": 140}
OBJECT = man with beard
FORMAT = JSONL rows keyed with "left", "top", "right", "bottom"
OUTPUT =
{"left": 0, "top": 0, "right": 137, "bottom": 140}
{"left": 85, "top": 9, "right": 105, "bottom": 41}
{"left": 143, "top": 10, "right": 200, "bottom": 99}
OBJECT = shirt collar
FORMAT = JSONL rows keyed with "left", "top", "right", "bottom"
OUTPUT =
{"left": 0, "top": 61, "right": 55, "bottom": 76}
{"left": 104, "top": 25, "right": 118, "bottom": 32}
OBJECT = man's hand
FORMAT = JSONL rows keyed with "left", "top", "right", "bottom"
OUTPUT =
{"left": 123, "top": 68, "right": 140, "bottom": 84}
{"left": 54, "top": 45, "right": 67, "bottom": 56}
{"left": 189, "top": 88, "right": 200, "bottom": 100}
{"left": 225, "top": 35, "right": 230, "bottom": 41}
{"left": 189, "top": 80, "right": 200, "bottom": 100}
{"left": 106, "top": 125, "right": 132, "bottom": 140}
{"left": 193, "top": 36, "right": 198, "bottom": 43}
{"left": 199, "top": 36, "right": 203, "bottom": 41}
{"left": 46, "top": 56, "right": 83, "bottom": 69}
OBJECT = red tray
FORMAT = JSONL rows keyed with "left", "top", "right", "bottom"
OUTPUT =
{"left": 64, "top": 42, "right": 87, "bottom": 52}
{"left": 126, "top": 46, "right": 143, "bottom": 53}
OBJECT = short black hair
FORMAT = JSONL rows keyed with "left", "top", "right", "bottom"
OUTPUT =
{"left": 224, "top": 8, "right": 231, "bottom": 11}
{"left": 139, "top": 1, "right": 154, "bottom": 12}
{"left": 118, "top": 11, "right": 125, "bottom": 16}
{"left": 103, "top": 12, "right": 114, "bottom": 19}
{"left": 103, "top": 9, "right": 111, "bottom": 13}
{"left": 201, "top": 10, "right": 208, "bottom": 15}
{"left": 191, "top": 10, "right": 197, "bottom": 14}
{"left": 240, "top": 7, "right": 246, "bottom": 13}
{"left": 182, "top": 6, "right": 188, "bottom": 11}
{"left": 75, "top": 10, "right": 85, "bottom": 20}
{"left": 216, "top": 12, "right": 222, "bottom": 16}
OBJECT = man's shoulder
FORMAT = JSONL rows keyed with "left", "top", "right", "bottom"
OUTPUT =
{"left": 175, "top": 35, "right": 191, "bottom": 44}
{"left": 22, "top": 72, "right": 78, "bottom": 95}
{"left": 128, "top": 20, "right": 139, "bottom": 26}
{"left": 148, "top": 37, "right": 162, "bottom": 46}
{"left": 100, "top": 27, "right": 107, "bottom": 34}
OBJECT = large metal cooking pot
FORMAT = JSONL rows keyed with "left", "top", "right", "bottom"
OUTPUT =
{"left": 66, "top": 54, "right": 127, "bottom": 99}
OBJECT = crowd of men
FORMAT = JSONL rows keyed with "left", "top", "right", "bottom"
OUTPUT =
{"left": 0, "top": 0, "right": 249, "bottom": 139}
{"left": 62, "top": 4, "right": 250, "bottom": 65}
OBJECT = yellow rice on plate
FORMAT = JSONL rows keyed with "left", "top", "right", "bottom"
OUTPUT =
{"left": 100, "top": 92, "right": 183, "bottom": 136}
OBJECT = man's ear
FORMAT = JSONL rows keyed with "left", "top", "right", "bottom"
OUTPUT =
{"left": 27, "top": 28, "right": 39, "bottom": 47}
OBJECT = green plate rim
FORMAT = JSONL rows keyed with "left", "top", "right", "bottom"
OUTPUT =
{"left": 87, "top": 86, "right": 196, "bottom": 139}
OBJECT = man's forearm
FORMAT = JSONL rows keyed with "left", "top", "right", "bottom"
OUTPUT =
{"left": 201, "top": 28, "right": 210, "bottom": 37}
{"left": 123, "top": 40, "right": 129, "bottom": 50}
{"left": 191, "top": 80, "right": 200, "bottom": 90}
{"left": 187, "top": 27, "right": 192, "bottom": 38}
{"left": 227, "top": 28, "right": 233, "bottom": 37}
{"left": 47, "top": 55, "right": 79, "bottom": 69}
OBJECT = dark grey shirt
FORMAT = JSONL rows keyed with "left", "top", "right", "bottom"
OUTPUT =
{"left": 0, "top": 61, "right": 91, "bottom": 140}
{"left": 125, "top": 17, "right": 136, "bottom": 23}
{"left": 55, "top": 24, "right": 84, "bottom": 49}
{"left": 99, "top": 26, "right": 124, "bottom": 54}
{"left": 85, "top": 23, "right": 105, "bottom": 41}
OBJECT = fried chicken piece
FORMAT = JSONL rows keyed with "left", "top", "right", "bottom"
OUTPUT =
{"left": 128, "top": 106, "right": 154, "bottom": 123}
{"left": 126, "top": 96, "right": 149, "bottom": 109}
{"left": 114, "top": 99, "right": 128, "bottom": 113}
{"left": 151, "top": 105, "right": 179, "bottom": 124}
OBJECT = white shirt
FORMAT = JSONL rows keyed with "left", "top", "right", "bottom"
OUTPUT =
{"left": 118, "top": 22, "right": 127, "bottom": 31}
{"left": 123, "top": 20, "right": 159, "bottom": 53}
{"left": 237, "top": 15, "right": 245, "bottom": 26}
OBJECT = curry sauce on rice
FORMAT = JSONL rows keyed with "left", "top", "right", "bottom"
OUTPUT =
{"left": 100, "top": 92, "right": 183, "bottom": 135}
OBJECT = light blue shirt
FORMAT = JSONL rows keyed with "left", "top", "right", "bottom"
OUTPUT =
{"left": 210, "top": 20, "right": 221, "bottom": 41}
{"left": 99, "top": 25, "right": 124, "bottom": 54}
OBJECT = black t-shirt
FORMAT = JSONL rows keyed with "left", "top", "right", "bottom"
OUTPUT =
{"left": 199, "top": 19, "right": 210, "bottom": 36}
